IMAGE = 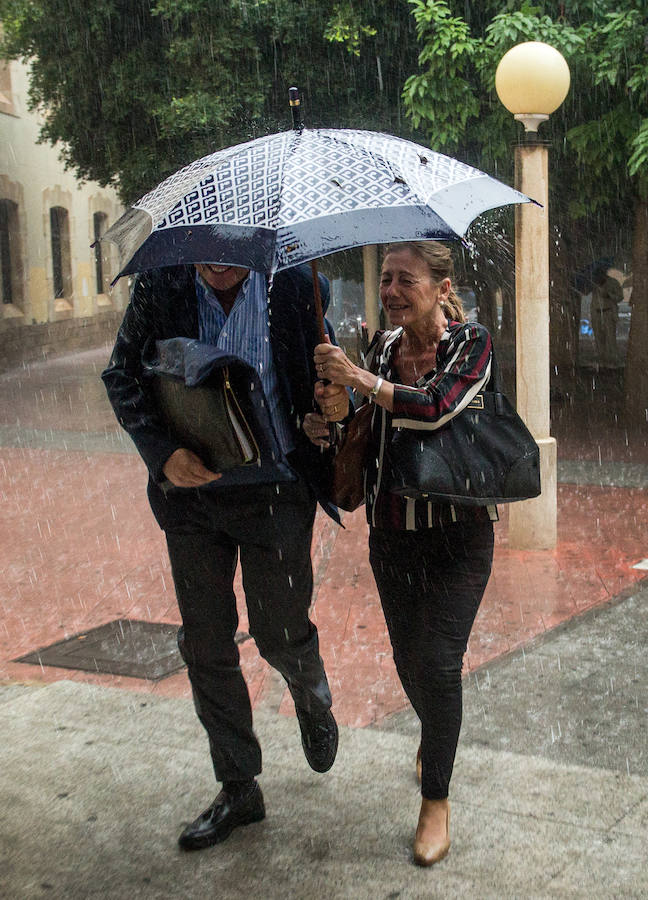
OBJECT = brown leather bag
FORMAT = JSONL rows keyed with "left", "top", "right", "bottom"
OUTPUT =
{"left": 328, "top": 403, "right": 374, "bottom": 512}
{"left": 327, "top": 331, "right": 391, "bottom": 511}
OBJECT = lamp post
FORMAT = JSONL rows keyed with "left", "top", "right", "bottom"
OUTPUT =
{"left": 495, "top": 41, "right": 570, "bottom": 551}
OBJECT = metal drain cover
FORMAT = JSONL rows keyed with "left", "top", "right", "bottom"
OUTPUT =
{"left": 14, "top": 619, "right": 185, "bottom": 681}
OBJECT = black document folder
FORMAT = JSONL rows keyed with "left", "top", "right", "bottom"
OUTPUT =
{"left": 151, "top": 367, "right": 259, "bottom": 472}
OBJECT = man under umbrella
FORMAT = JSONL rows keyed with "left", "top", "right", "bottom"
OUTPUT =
{"left": 102, "top": 259, "right": 348, "bottom": 850}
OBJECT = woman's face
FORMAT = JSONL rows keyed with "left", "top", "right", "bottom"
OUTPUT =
{"left": 379, "top": 248, "right": 449, "bottom": 330}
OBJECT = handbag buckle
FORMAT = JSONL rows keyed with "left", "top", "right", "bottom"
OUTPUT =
{"left": 467, "top": 394, "right": 484, "bottom": 410}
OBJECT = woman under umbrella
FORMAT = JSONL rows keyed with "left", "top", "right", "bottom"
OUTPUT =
{"left": 304, "top": 241, "right": 496, "bottom": 866}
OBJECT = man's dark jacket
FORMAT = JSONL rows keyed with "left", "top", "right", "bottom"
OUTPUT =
{"left": 102, "top": 264, "right": 338, "bottom": 517}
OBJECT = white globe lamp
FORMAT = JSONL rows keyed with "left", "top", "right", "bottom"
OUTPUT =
{"left": 496, "top": 41, "right": 570, "bottom": 133}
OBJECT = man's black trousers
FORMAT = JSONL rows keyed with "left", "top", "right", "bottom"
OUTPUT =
{"left": 160, "top": 476, "right": 332, "bottom": 784}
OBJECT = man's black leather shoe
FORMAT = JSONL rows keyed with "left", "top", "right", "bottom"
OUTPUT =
{"left": 178, "top": 782, "right": 265, "bottom": 851}
{"left": 296, "top": 707, "right": 339, "bottom": 773}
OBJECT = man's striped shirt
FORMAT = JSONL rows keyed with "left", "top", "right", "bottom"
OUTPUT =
{"left": 195, "top": 270, "right": 293, "bottom": 455}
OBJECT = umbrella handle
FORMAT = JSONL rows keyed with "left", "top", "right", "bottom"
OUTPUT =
{"left": 311, "top": 260, "right": 338, "bottom": 447}
{"left": 310, "top": 260, "right": 327, "bottom": 344}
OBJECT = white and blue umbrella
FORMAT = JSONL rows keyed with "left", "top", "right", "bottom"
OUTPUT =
{"left": 102, "top": 127, "right": 531, "bottom": 281}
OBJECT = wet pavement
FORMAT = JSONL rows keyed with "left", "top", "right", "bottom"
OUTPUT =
{"left": 1, "top": 345, "right": 646, "bottom": 724}
{"left": 1, "top": 344, "right": 647, "bottom": 897}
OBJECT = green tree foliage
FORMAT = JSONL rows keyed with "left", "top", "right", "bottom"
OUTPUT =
{"left": 1, "top": 0, "right": 178, "bottom": 203}
{"left": 402, "top": 1, "right": 648, "bottom": 216}
{"left": 401, "top": 0, "right": 648, "bottom": 422}
{"left": 0, "top": 0, "right": 420, "bottom": 204}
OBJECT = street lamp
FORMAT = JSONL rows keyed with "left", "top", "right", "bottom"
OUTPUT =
{"left": 495, "top": 41, "right": 570, "bottom": 550}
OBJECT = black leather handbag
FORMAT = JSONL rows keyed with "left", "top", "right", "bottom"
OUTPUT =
{"left": 389, "top": 348, "right": 541, "bottom": 506}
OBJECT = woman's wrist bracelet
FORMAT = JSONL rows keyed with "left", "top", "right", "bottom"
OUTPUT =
{"left": 368, "top": 376, "right": 384, "bottom": 402}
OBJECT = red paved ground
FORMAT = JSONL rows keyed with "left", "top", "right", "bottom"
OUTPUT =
{"left": 1, "top": 349, "right": 646, "bottom": 727}
{"left": 2, "top": 443, "right": 646, "bottom": 728}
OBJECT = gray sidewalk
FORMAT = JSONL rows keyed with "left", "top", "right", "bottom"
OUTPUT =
{"left": 2, "top": 582, "right": 647, "bottom": 899}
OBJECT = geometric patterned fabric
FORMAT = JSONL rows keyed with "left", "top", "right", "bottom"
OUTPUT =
{"left": 106, "top": 128, "right": 528, "bottom": 276}
{"left": 141, "top": 130, "right": 488, "bottom": 230}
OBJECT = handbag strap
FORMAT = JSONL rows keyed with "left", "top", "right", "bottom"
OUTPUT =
{"left": 486, "top": 340, "right": 501, "bottom": 394}
{"left": 363, "top": 329, "right": 394, "bottom": 376}
{"left": 483, "top": 340, "right": 512, "bottom": 416}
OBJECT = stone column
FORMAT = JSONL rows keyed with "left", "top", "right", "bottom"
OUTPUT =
{"left": 362, "top": 244, "right": 380, "bottom": 340}
{"left": 508, "top": 142, "right": 557, "bottom": 549}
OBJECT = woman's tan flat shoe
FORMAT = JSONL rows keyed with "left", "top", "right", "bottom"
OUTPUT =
{"left": 416, "top": 744, "right": 422, "bottom": 783}
{"left": 413, "top": 800, "right": 450, "bottom": 867}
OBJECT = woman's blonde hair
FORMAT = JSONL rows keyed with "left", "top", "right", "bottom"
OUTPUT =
{"left": 383, "top": 241, "right": 466, "bottom": 323}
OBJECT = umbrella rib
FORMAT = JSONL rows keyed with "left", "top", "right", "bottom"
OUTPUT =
{"left": 267, "top": 130, "right": 304, "bottom": 275}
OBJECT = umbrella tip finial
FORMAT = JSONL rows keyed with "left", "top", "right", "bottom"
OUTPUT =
{"left": 289, "top": 86, "right": 303, "bottom": 132}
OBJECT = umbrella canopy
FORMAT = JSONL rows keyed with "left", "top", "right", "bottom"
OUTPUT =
{"left": 102, "top": 128, "right": 531, "bottom": 280}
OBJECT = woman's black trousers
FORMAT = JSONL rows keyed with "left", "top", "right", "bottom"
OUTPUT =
{"left": 369, "top": 520, "right": 494, "bottom": 800}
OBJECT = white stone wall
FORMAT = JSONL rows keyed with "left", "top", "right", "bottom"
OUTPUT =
{"left": 0, "top": 57, "right": 128, "bottom": 329}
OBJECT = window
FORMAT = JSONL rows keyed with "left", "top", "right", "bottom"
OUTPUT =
{"left": 0, "top": 199, "right": 22, "bottom": 307}
{"left": 93, "top": 211, "right": 108, "bottom": 294}
{"left": 0, "top": 62, "right": 17, "bottom": 117}
{"left": 1, "top": 200, "right": 14, "bottom": 303}
{"left": 50, "top": 206, "right": 72, "bottom": 301}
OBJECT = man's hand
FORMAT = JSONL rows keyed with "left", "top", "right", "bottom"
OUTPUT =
{"left": 314, "top": 381, "right": 349, "bottom": 422}
{"left": 162, "top": 448, "right": 221, "bottom": 487}
{"left": 303, "top": 412, "right": 333, "bottom": 447}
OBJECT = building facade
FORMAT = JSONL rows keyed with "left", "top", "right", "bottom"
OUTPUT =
{"left": 0, "top": 56, "right": 128, "bottom": 371}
